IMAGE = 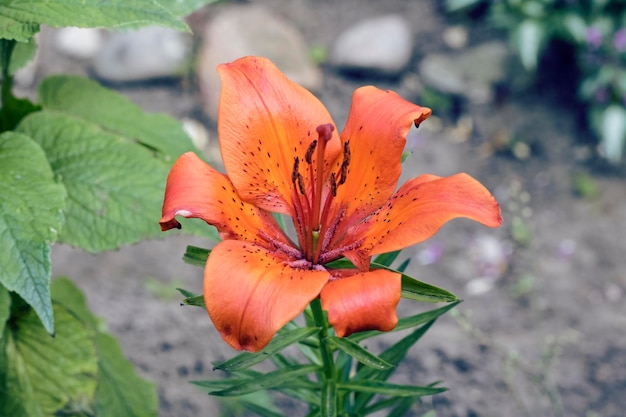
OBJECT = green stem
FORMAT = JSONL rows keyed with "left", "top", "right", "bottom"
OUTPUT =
{"left": 310, "top": 298, "right": 337, "bottom": 417}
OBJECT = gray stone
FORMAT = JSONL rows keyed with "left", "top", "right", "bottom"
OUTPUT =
{"left": 92, "top": 26, "right": 192, "bottom": 82}
{"left": 197, "top": 5, "right": 322, "bottom": 120}
{"left": 418, "top": 41, "right": 510, "bottom": 104}
{"left": 329, "top": 15, "right": 413, "bottom": 77}
{"left": 55, "top": 27, "right": 103, "bottom": 60}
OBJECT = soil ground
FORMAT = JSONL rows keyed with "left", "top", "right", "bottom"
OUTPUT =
{"left": 44, "top": 1, "right": 626, "bottom": 416}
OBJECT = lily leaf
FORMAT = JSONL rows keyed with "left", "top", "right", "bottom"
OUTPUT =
{"left": 207, "top": 365, "right": 320, "bottom": 397}
{"left": 183, "top": 245, "right": 212, "bottom": 267}
{"left": 338, "top": 380, "right": 446, "bottom": 397}
{"left": 325, "top": 336, "right": 394, "bottom": 371}
{"left": 373, "top": 250, "right": 401, "bottom": 268}
{"left": 398, "top": 273, "right": 457, "bottom": 303}
{"left": 349, "top": 300, "right": 460, "bottom": 343}
{"left": 214, "top": 327, "right": 319, "bottom": 371}
{"left": 0, "top": 132, "right": 66, "bottom": 333}
{"left": 352, "top": 321, "right": 438, "bottom": 411}
{"left": 364, "top": 261, "right": 458, "bottom": 303}
{"left": 175, "top": 288, "right": 205, "bottom": 307}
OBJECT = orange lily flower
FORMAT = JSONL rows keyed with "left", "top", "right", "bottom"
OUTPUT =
{"left": 160, "top": 56, "right": 502, "bottom": 352}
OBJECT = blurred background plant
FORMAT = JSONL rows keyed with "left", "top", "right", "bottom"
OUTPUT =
{"left": 445, "top": 0, "right": 626, "bottom": 164}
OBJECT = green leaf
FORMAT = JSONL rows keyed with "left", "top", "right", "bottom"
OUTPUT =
{"left": 208, "top": 365, "right": 319, "bottom": 397}
{"left": 215, "top": 327, "right": 319, "bottom": 371}
{"left": 321, "top": 379, "right": 337, "bottom": 417}
{"left": 399, "top": 273, "right": 458, "bottom": 303}
{"left": 16, "top": 111, "right": 170, "bottom": 252}
{"left": 0, "top": 20, "right": 39, "bottom": 43}
{"left": 352, "top": 321, "right": 438, "bottom": 411}
{"left": 183, "top": 245, "right": 211, "bottom": 267}
{"left": 339, "top": 380, "right": 445, "bottom": 397}
{"left": 325, "top": 336, "right": 394, "bottom": 370}
{"left": 156, "top": 0, "right": 219, "bottom": 17}
{"left": 0, "top": 302, "right": 98, "bottom": 417}
{"left": 240, "top": 400, "right": 284, "bottom": 417}
{"left": 176, "top": 287, "right": 205, "bottom": 307}
{"left": 38, "top": 75, "right": 199, "bottom": 162}
{"left": 361, "top": 396, "right": 415, "bottom": 416}
{"left": 349, "top": 301, "right": 460, "bottom": 343}
{"left": 51, "top": 278, "right": 159, "bottom": 417}
{"left": 94, "top": 332, "right": 158, "bottom": 417}
{"left": 0, "top": 285, "right": 10, "bottom": 337}
{"left": 181, "top": 294, "right": 205, "bottom": 307}
{"left": 0, "top": 0, "right": 189, "bottom": 42}
{"left": 0, "top": 132, "right": 66, "bottom": 333}
{"left": 373, "top": 250, "right": 401, "bottom": 268}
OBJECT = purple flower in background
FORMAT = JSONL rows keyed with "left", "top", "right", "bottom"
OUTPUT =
{"left": 614, "top": 29, "right": 626, "bottom": 52}
{"left": 586, "top": 27, "right": 603, "bottom": 49}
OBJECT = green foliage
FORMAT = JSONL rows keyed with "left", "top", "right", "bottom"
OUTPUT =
{"left": 1, "top": 279, "right": 158, "bottom": 416}
{"left": 191, "top": 285, "right": 458, "bottom": 416}
{"left": 445, "top": 0, "right": 626, "bottom": 163}
{"left": 0, "top": 0, "right": 217, "bottom": 415}
{"left": 0, "top": 0, "right": 194, "bottom": 42}
{"left": 0, "top": 132, "right": 66, "bottom": 333}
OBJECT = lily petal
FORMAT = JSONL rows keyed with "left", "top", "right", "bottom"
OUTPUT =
{"left": 205, "top": 240, "right": 330, "bottom": 351}
{"left": 160, "top": 152, "right": 288, "bottom": 246}
{"left": 331, "top": 87, "right": 432, "bottom": 229}
{"left": 321, "top": 269, "right": 401, "bottom": 337}
{"left": 351, "top": 173, "right": 502, "bottom": 257}
{"left": 217, "top": 56, "right": 341, "bottom": 215}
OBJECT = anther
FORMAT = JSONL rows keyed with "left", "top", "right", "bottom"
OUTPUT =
{"left": 291, "top": 157, "right": 300, "bottom": 183}
{"left": 305, "top": 140, "right": 317, "bottom": 164}
{"left": 339, "top": 141, "right": 350, "bottom": 185}
{"left": 297, "top": 173, "right": 306, "bottom": 195}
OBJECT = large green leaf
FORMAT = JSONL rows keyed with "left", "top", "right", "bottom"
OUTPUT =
{"left": 51, "top": 278, "right": 158, "bottom": 417}
{"left": 156, "top": 0, "right": 219, "bottom": 17}
{"left": 0, "top": 0, "right": 189, "bottom": 42}
{"left": 0, "top": 302, "right": 98, "bottom": 417}
{"left": 0, "top": 286, "right": 9, "bottom": 337}
{"left": 38, "top": 75, "right": 199, "bottom": 163}
{"left": 16, "top": 111, "right": 168, "bottom": 252}
{"left": 36, "top": 75, "right": 219, "bottom": 243}
{"left": 0, "top": 132, "right": 66, "bottom": 333}
{"left": 94, "top": 332, "right": 158, "bottom": 417}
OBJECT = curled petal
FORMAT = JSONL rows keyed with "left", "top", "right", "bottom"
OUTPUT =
{"left": 321, "top": 269, "right": 401, "bottom": 337}
{"left": 329, "top": 87, "right": 432, "bottom": 232}
{"left": 352, "top": 173, "right": 503, "bottom": 256}
{"left": 160, "top": 152, "right": 289, "bottom": 246}
{"left": 205, "top": 240, "right": 329, "bottom": 351}
{"left": 218, "top": 56, "right": 341, "bottom": 215}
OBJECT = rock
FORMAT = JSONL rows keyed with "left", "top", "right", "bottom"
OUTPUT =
{"left": 55, "top": 27, "right": 103, "bottom": 60}
{"left": 197, "top": 5, "right": 322, "bottom": 120}
{"left": 418, "top": 41, "right": 509, "bottom": 104}
{"left": 442, "top": 25, "right": 468, "bottom": 50}
{"left": 92, "top": 26, "right": 192, "bottom": 82}
{"left": 329, "top": 15, "right": 413, "bottom": 77}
